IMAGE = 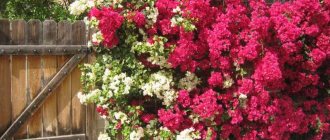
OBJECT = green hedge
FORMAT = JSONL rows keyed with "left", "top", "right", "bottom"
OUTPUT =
{"left": 0, "top": 0, "right": 78, "bottom": 21}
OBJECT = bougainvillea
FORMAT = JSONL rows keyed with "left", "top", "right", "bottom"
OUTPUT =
{"left": 71, "top": 0, "right": 330, "bottom": 139}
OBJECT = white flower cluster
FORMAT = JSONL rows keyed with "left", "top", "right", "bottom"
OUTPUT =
{"left": 102, "top": 72, "right": 133, "bottom": 97}
{"left": 132, "top": 37, "right": 172, "bottom": 69}
{"left": 239, "top": 93, "right": 247, "bottom": 99}
{"left": 176, "top": 128, "right": 201, "bottom": 140}
{"left": 77, "top": 89, "right": 101, "bottom": 104}
{"left": 153, "top": 127, "right": 172, "bottom": 140}
{"left": 163, "top": 90, "right": 177, "bottom": 107}
{"left": 102, "top": 68, "right": 111, "bottom": 82}
{"left": 170, "top": 6, "right": 196, "bottom": 31}
{"left": 69, "top": 0, "right": 95, "bottom": 15}
{"left": 144, "top": 6, "right": 159, "bottom": 27}
{"left": 129, "top": 127, "right": 144, "bottom": 140}
{"left": 81, "top": 63, "right": 98, "bottom": 83}
{"left": 141, "top": 71, "right": 177, "bottom": 106}
{"left": 84, "top": 16, "right": 99, "bottom": 28}
{"left": 223, "top": 76, "right": 234, "bottom": 88}
{"left": 238, "top": 93, "right": 248, "bottom": 108}
{"left": 172, "top": 6, "right": 183, "bottom": 14}
{"left": 170, "top": 16, "right": 184, "bottom": 27}
{"left": 171, "top": 6, "right": 182, "bottom": 27}
{"left": 98, "top": 132, "right": 111, "bottom": 140}
{"left": 92, "top": 31, "right": 104, "bottom": 45}
{"left": 188, "top": 114, "right": 200, "bottom": 124}
{"left": 171, "top": 6, "right": 184, "bottom": 28}
{"left": 178, "top": 72, "right": 200, "bottom": 91}
{"left": 147, "top": 55, "right": 171, "bottom": 69}
{"left": 160, "top": 126, "right": 171, "bottom": 132}
{"left": 108, "top": 0, "right": 124, "bottom": 8}
{"left": 113, "top": 111, "right": 129, "bottom": 124}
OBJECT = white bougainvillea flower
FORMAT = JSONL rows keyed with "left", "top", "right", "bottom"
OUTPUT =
{"left": 114, "top": 111, "right": 128, "bottom": 124}
{"left": 176, "top": 128, "right": 200, "bottom": 140}
{"left": 98, "top": 132, "right": 111, "bottom": 140}
{"left": 129, "top": 127, "right": 144, "bottom": 140}
{"left": 179, "top": 72, "right": 200, "bottom": 92}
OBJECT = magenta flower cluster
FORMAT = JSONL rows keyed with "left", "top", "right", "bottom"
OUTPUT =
{"left": 161, "top": 1, "right": 329, "bottom": 139}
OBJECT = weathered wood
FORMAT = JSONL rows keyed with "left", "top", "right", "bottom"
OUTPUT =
{"left": 42, "top": 55, "right": 58, "bottom": 137}
{"left": 0, "top": 19, "right": 95, "bottom": 139}
{"left": 0, "top": 19, "right": 10, "bottom": 44}
{"left": 71, "top": 21, "right": 87, "bottom": 134}
{"left": 21, "top": 134, "right": 86, "bottom": 140}
{"left": 11, "top": 19, "right": 28, "bottom": 139}
{"left": 0, "top": 45, "right": 90, "bottom": 55}
{"left": 0, "top": 19, "right": 12, "bottom": 136}
{"left": 26, "top": 19, "right": 43, "bottom": 138}
{"left": 57, "top": 21, "right": 72, "bottom": 135}
{"left": 11, "top": 20, "right": 27, "bottom": 45}
{"left": 42, "top": 20, "right": 58, "bottom": 137}
{"left": 0, "top": 53, "right": 87, "bottom": 140}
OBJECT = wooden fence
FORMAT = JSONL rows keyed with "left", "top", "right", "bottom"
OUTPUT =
{"left": 0, "top": 19, "right": 104, "bottom": 140}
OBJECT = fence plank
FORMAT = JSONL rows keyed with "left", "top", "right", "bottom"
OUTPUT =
{"left": 0, "top": 19, "right": 10, "bottom": 44}
{"left": 0, "top": 19, "right": 12, "bottom": 136}
{"left": 26, "top": 19, "right": 43, "bottom": 138}
{"left": 42, "top": 20, "right": 58, "bottom": 137}
{"left": 57, "top": 20, "right": 72, "bottom": 135}
{"left": 11, "top": 19, "right": 28, "bottom": 139}
{"left": 71, "top": 21, "right": 86, "bottom": 134}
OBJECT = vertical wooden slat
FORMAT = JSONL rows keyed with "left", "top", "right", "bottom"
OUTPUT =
{"left": 0, "top": 19, "right": 11, "bottom": 44}
{"left": 26, "top": 19, "right": 43, "bottom": 138}
{"left": 42, "top": 20, "right": 58, "bottom": 137}
{"left": 0, "top": 19, "right": 12, "bottom": 136}
{"left": 57, "top": 21, "right": 72, "bottom": 135}
{"left": 71, "top": 21, "right": 86, "bottom": 134}
{"left": 11, "top": 19, "right": 28, "bottom": 139}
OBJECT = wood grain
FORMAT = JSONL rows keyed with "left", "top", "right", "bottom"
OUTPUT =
{"left": 0, "top": 19, "right": 94, "bottom": 139}
{"left": 26, "top": 19, "right": 43, "bottom": 138}
{"left": 0, "top": 53, "right": 86, "bottom": 140}
{"left": 71, "top": 21, "right": 86, "bottom": 134}
{"left": 42, "top": 20, "right": 58, "bottom": 137}
{"left": 11, "top": 19, "right": 28, "bottom": 139}
{"left": 0, "top": 45, "right": 89, "bottom": 55}
{"left": 57, "top": 20, "right": 72, "bottom": 135}
{"left": 0, "top": 19, "right": 12, "bottom": 136}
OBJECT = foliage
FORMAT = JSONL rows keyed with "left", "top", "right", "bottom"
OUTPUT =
{"left": 0, "top": 0, "right": 77, "bottom": 21}
{"left": 72, "top": 0, "right": 330, "bottom": 140}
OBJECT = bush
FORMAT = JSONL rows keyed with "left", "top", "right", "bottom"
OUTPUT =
{"left": 72, "top": 0, "right": 330, "bottom": 139}
{"left": 0, "top": 0, "right": 77, "bottom": 21}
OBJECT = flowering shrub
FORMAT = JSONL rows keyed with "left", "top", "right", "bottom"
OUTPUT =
{"left": 71, "top": 0, "right": 330, "bottom": 139}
